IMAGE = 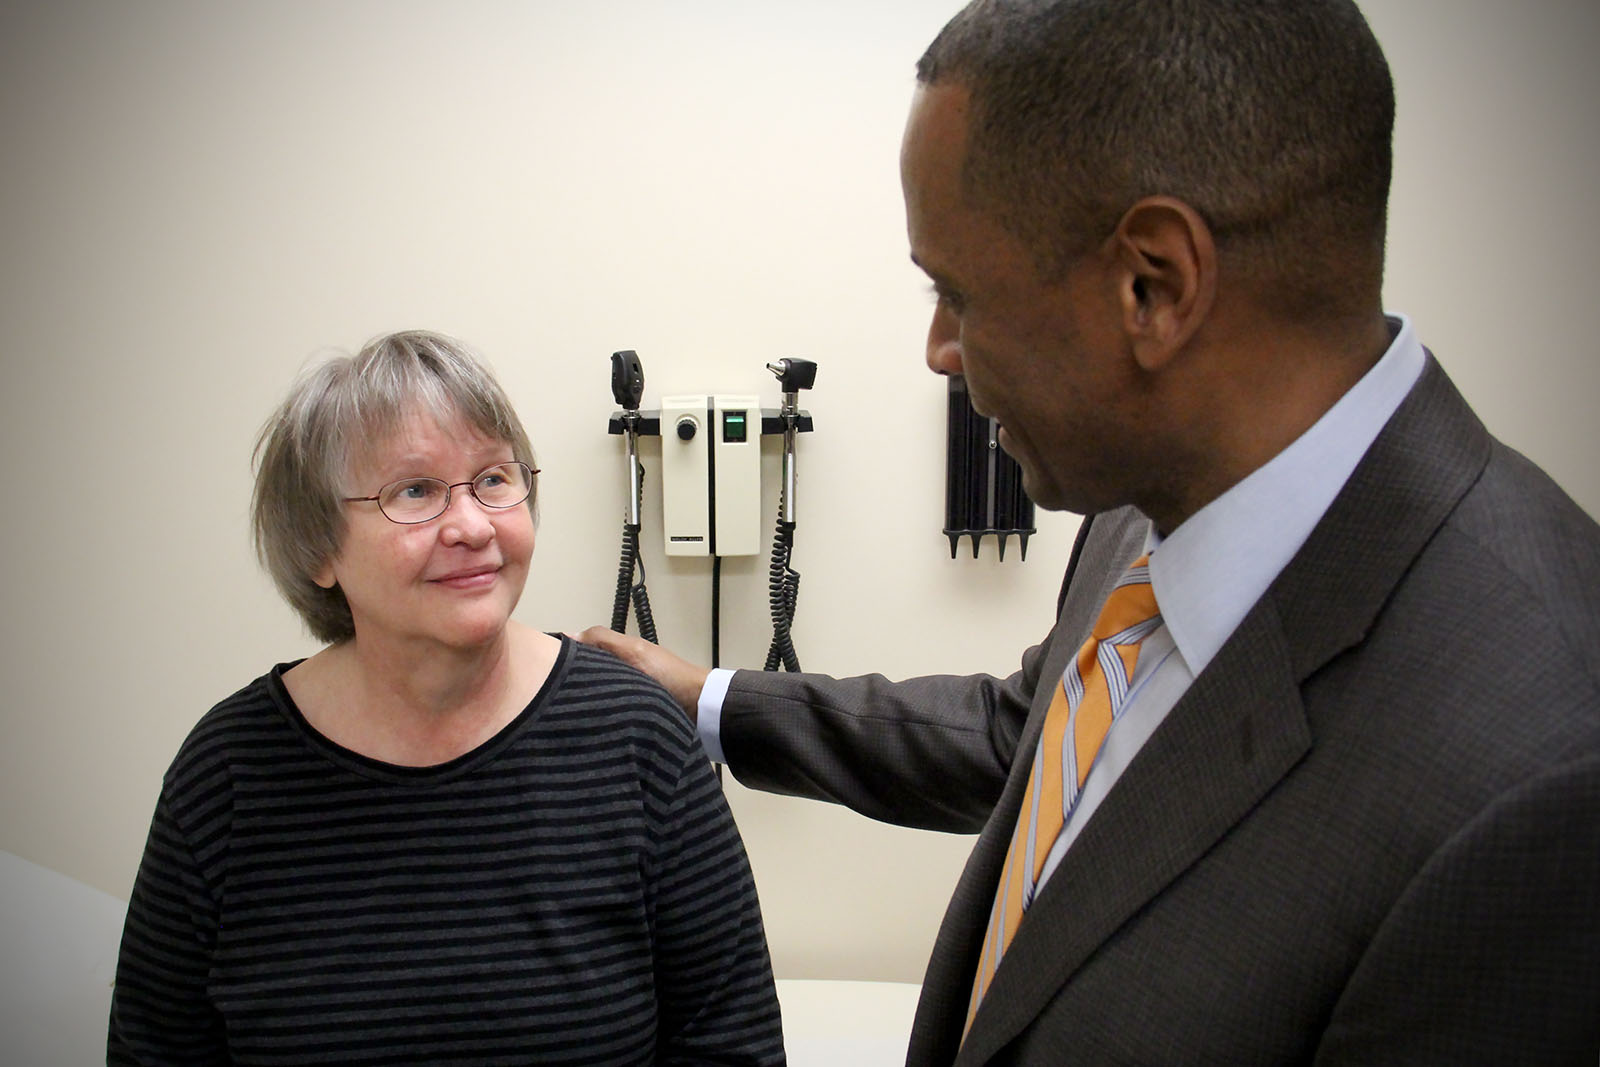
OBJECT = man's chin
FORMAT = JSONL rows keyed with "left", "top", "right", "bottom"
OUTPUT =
{"left": 996, "top": 441, "right": 1047, "bottom": 508}
{"left": 1018, "top": 463, "right": 1102, "bottom": 516}
{"left": 1014, "top": 465, "right": 1058, "bottom": 512}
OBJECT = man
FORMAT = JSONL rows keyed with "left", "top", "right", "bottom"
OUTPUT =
{"left": 583, "top": 0, "right": 1600, "bottom": 1062}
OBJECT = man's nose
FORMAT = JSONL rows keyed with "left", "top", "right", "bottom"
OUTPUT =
{"left": 925, "top": 302, "right": 963, "bottom": 376}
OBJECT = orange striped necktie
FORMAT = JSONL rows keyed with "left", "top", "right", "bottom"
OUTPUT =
{"left": 964, "top": 555, "right": 1162, "bottom": 1036}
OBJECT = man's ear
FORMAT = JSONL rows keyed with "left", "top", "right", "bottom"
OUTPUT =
{"left": 1108, "top": 196, "right": 1216, "bottom": 372}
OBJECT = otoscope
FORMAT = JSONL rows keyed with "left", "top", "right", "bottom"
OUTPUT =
{"left": 609, "top": 350, "right": 659, "bottom": 642}
{"left": 763, "top": 358, "right": 816, "bottom": 672}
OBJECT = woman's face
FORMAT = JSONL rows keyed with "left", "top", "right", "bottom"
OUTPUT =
{"left": 316, "top": 405, "right": 534, "bottom": 654}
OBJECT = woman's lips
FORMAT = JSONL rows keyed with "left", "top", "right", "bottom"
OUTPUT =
{"left": 431, "top": 565, "right": 499, "bottom": 589}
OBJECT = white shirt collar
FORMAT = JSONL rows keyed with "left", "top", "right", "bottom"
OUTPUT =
{"left": 1146, "top": 314, "right": 1427, "bottom": 677}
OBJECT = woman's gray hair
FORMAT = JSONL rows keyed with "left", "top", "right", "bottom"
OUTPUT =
{"left": 251, "top": 330, "right": 538, "bottom": 644}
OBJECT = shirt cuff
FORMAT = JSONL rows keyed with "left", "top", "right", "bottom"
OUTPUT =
{"left": 697, "top": 668, "right": 736, "bottom": 765}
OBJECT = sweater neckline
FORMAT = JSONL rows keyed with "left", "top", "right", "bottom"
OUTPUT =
{"left": 265, "top": 634, "right": 573, "bottom": 785}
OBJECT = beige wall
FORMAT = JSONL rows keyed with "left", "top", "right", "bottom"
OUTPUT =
{"left": 2, "top": 0, "right": 1595, "bottom": 986}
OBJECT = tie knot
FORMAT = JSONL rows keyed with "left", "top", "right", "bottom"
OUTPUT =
{"left": 1092, "top": 555, "right": 1160, "bottom": 640}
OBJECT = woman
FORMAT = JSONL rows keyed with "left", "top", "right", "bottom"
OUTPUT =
{"left": 109, "top": 331, "right": 785, "bottom": 1065}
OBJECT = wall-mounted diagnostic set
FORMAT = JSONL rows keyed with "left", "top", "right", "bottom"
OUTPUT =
{"left": 607, "top": 351, "right": 815, "bottom": 672}
{"left": 657, "top": 393, "right": 764, "bottom": 558}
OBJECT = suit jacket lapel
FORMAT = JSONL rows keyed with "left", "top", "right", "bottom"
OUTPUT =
{"left": 911, "top": 509, "right": 1148, "bottom": 1065}
{"left": 951, "top": 356, "right": 1492, "bottom": 1064}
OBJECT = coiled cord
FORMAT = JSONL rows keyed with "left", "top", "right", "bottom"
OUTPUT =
{"left": 763, "top": 516, "right": 800, "bottom": 672}
{"left": 610, "top": 463, "right": 659, "bottom": 644}
{"left": 610, "top": 523, "right": 638, "bottom": 633}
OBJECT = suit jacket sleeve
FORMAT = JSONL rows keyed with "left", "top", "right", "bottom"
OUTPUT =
{"left": 715, "top": 515, "right": 1130, "bottom": 836}
{"left": 717, "top": 641, "right": 1053, "bottom": 834}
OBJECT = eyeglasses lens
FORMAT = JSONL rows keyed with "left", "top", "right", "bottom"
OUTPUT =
{"left": 378, "top": 479, "right": 449, "bottom": 523}
{"left": 472, "top": 463, "right": 531, "bottom": 507}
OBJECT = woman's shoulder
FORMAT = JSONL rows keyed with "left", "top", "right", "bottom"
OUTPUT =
{"left": 546, "top": 641, "right": 725, "bottom": 819}
{"left": 165, "top": 666, "right": 298, "bottom": 785}
{"left": 551, "top": 639, "right": 698, "bottom": 745}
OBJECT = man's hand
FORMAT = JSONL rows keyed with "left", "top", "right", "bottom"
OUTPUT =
{"left": 575, "top": 627, "right": 712, "bottom": 722}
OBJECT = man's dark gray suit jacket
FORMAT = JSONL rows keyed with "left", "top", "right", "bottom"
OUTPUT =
{"left": 719, "top": 357, "right": 1600, "bottom": 1065}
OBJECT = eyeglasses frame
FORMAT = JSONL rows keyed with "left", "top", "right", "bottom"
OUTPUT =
{"left": 341, "top": 461, "right": 540, "bottom": 525}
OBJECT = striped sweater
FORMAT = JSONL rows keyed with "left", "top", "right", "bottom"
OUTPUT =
{"left": 108, "top": 638, "right": 785, "bottom": 1065}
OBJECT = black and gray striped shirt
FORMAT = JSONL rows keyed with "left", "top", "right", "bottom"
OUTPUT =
{"left": 109, "top": 638, "right": 785, "bottom": 1065}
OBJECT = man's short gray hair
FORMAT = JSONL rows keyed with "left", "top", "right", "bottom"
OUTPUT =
{"left": 918, "top": 0, "right": 1395, "bottom": 323}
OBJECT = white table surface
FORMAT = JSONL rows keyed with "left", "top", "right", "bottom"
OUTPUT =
{"left": 774, "top": 978, "right": 921, "bottom": 1066}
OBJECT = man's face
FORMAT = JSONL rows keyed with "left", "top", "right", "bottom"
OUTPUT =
{"left": 900, "top": 83, "right": 1144, "bottom": 515}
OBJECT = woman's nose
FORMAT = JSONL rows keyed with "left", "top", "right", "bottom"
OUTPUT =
{"left": 439, "top": 487, "right": 496, "bottom": 545}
